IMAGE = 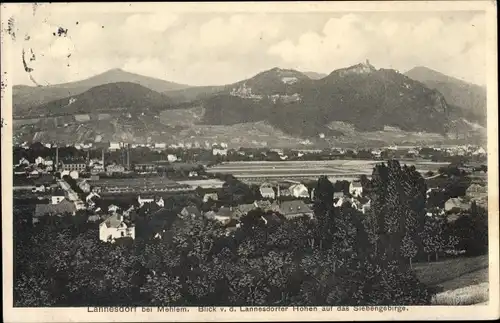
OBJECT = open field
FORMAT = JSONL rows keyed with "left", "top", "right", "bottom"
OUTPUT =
{"left": 414, "top": 255, "right": 488, "bottom": 290}
{"left": 207, "top": 159, "right": 449, "bottom": 181}
{"left": 326, "top": 121, "right": 448, "bottom": 146}
{"left": 431, "top": 282, "right": 489, "bottom": 305}
{"left": 414, "top": 255, "right": 489, "bottom": 305}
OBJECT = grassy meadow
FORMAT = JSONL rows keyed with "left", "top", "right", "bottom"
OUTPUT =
{"left": 414, "top": 255, "right": 489, "bottom": 305}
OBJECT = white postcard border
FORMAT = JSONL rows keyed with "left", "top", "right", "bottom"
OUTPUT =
{"left": 1, "top": 1, "right": 498, "bottom": 322}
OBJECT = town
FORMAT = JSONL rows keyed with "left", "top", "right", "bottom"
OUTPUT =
{"left": 13, "top": 140, "right": 487, "bottom": 243}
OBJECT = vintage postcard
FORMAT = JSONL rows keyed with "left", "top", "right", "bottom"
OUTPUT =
{"left": 1, "top": 1, "right": 498, "bottom": 322}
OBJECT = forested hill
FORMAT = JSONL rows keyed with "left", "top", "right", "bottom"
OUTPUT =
{"left": 25, "top": 82, "right": 173, "bottom": 117}
{"left": 405, "top": 66, "right": 486, "bottom": 123}
{"left": 198, "top": 63, "right": 450, "bottom": 137}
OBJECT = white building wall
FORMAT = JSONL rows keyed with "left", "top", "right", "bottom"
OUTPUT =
{"left": 290, "top": 184, "right": 309, "bottom": 198}
{"left": 99, "top": 224, "right": 135, "bottom": 242}
{"left": 51, "top": 196, "right": 65, "bottom": 204}
{"left": 349, "top": 183, "right": 363, "bottom": 197}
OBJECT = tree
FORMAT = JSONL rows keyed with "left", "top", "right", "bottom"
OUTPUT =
{"left": 421, "top": 216, "right": 444, "bottom": 262}
{"left": 315, "top": 175, "right": 334, "bottom": 203}
{"left": 438, "top": 165, "right": 462, "bottom": 177}
{"left": 450, "top": 203, "right": 488, "bottom": 256}
{"left": 367, "top": 161, "right": 426, "bottom": 264}
{"left": 221, "top": 177, "right": 253, "bottom": 205}
{"left": 401, "top": 233, "right": 418, "bottom": 268}
{"left": 360, "top": 174, "right": 372, "bottom": 195}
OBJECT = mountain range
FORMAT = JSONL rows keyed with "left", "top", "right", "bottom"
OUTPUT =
{"left": 12, "top": 64, "right": 486, "bottom": 146}
{"left": 31, "top": 82, "right": 173, "bottom": 117}
{"left": 404, "top": 66, "right": 486, "bottom": 123}
{"left": 194, "top": 63, "right": 450, "bottom": 136}
{"left": 13, "top": 69, "right": 188, "bottom": 117}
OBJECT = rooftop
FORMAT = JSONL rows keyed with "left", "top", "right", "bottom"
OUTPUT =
{"left": 260, "top": 186, "right": 275, "bottom": 194}
{"left": 216, "top": 207, "right": 233, "bottom": 218}
{"left": 101, "top": 214, "right": 126, "bottom": 228}
{"left": 52, "top": 189, "right": 66, "bottom": 196}
{"left": 35, "top": 199, "right": 76, "bottom": 217}
{"left": 277, "top": 200, "right": 312, "bottom": 215}
{"left": 351, "top": 181, "right": 362, "bottom": 188}
{"left": 181, "top": 206, "right": 202, "bottom": 218}
{"left": 62, "top": 160, "right": 87, "bottom": 165}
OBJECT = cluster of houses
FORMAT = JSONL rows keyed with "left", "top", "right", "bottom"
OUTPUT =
{"left": 15, "top": 142, "right": 487, "bottom": 244}
{"left": 15, "top": 156, "right": 55, "bottom": 177}
{"left": 27, "top": 170, "right": 372, "bottom": 244}
{"left": 15, "top": 142, "right": 487, "bottom": 172}
{"left": 17, "top": 140, "right": 229, "bottom": 155}
{"left": 442, "top": 183, "right": 488, "bottom": 217}
{"left": 31, "top": 167, "right": 488, "bottom": 236}
{"left": 25, "top": 164, "right": 489, "bottom": 244}
{"left": 94, "top": 198, "right": 317, "bottom": 243}
{"left": 439, "top": 145, "right": 487, "bottom": 157}
{"left": 424, "top": 181, "right": 488, "bottom": 222}
{"left": 91, "top": 178, "right": 372, "bottom": 243}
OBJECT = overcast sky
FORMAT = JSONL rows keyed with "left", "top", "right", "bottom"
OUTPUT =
{"left": 7, "top": 4, "right": 487, "bottom": 87}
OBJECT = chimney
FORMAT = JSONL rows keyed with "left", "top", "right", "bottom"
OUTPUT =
{"left": 55, "top": 146, "right": 59, "bottom": 171}
{"left": 101, "top": 149, "right": 105, "bottom": 167}
{"left": 127, "top": 144, "right": 130, "bottom": 170}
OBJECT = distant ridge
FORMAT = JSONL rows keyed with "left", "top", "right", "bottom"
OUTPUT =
{"left": 28, "top": 82, "right": 173, "bottom": 117}
{"left": 195, "top": 62, "right": 451, "bottom": 137}
{"left": 302, "top": 71, "right": 327, "bottom": 80}
{"left": 13, "top": 63, "right": 484, "bottom": 144}
{"left": 13, "top": 68, "right": 190, "bottom": 116}
{"left": 405, "top": 66, "right": 486, "bottom": 122}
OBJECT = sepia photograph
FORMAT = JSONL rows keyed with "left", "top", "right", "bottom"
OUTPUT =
{"left": 1, "top": 1, "right": 498, "bottom": 322}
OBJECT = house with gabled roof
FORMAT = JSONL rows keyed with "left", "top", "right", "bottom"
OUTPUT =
{"left": 179, "top": 206, "right": 202, "bottom": 219}
{"left": 349, "top": 181, "right": 363, "bottom": 197}
{"left": 108, "top": 204, "right": 121, "bottom": 213}
{"left": 444, "top": 198, "right": 471, "bottom": 213}
{"left": 77, "top": 179, "right": 91, "bottom": 193}
{"left": 35, "top": 156, "right": 45, "bottom": 166}
{"left": 259, "top": 183, "right": 276, "bottom": 199}
{"left": 232, "top": 200, "right": 274, "bottom": 220}
{"left": 51, "top": 189, "right": 66, "bottom": 205}
{"left": 34, "top": 199, "right": 77, "bottom": 221}
{"left": 273, "top": 200, "right": 313, "bottom": 219}
{"left": 466, "top": 184, "right": 487, "bottom": 199}
{"left": 18, "top": 157, "right": 30, "bottom": 166}
{"left": 334, "top": 195, "right": 351, "bottom": 208}
{"left": 289, "top": 183, "right": 310, "bottom": 198}
{"left": 99, "top": 214, "right": 135, "bottom": 243}
{"left": 233, "top": 203, "right": 257, "bottom": 220}
{"left": 203, "top": 192, "right": 219, "bottom": 202}
{"left": 205, "top": 207, "right": 233, "bottom": 225}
